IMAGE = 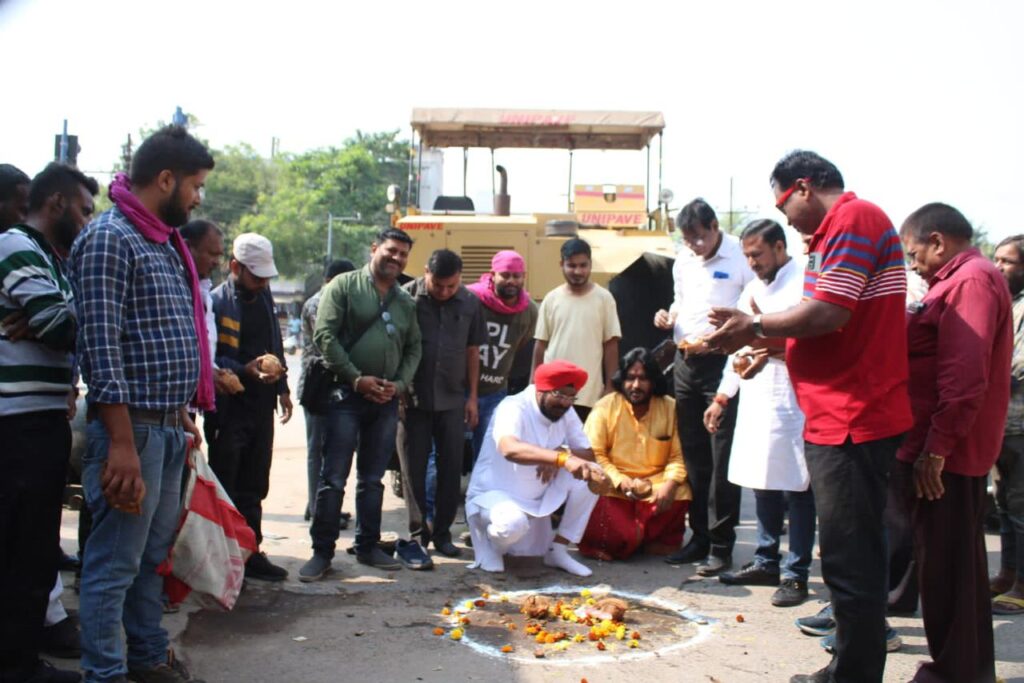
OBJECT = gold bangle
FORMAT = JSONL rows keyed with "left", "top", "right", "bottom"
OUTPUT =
{"left": 556, "top": 450, "right": 569, "bottom": 468}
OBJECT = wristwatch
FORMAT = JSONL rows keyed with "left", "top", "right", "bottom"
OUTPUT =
{"left": 752, "top": 314, "right": 766, "bottom": 338}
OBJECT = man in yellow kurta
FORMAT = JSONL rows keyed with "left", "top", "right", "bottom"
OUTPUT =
{"left": 579, "top": 347, "right": 692, "bottom": 561}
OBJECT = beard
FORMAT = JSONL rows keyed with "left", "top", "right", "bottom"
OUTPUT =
{"left": 496, "top": 283, "right": 521, "bottom": 299}
{"left": 53, "top": 211, "right": 79, "bottom": 254}
{"left": 157, "top": 182, "right": 190, "bottom": 227}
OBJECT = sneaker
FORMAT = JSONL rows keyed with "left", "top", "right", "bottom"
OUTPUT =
{"left": 820, "top": 626, "right": 901, "bottom": 653}
{"left": 395, "top": 539, "right": 434, "bottom": 570}
{"left": 245, "top": 551, "right": 288, "bottom": 582}
{"left": 795, "top": 603, "right": 835, "bottom": 636}
{"left": 22, "top": 659, "right": 81, "bottom": 682}
{"left": 41, "top": 614, "right": 81, "bottom": 658}
{"left": 356, "top": 545, "right": 402, "bottom": 570}
{"left": 719, "top": 562, "right": 781, "bottom": 586}
{"left": 298, "top": 554, "right": 333, "bottom": 583}
{"left": 127, "top": 649, "right": 204, "bottom": 682}
{"left": 771, "top": 579, "right": 809, "bottom": 607}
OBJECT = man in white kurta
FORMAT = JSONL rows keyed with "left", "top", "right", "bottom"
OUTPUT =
{"left": 703, "top": 220, "right": 816, "bottom": 608}
{"left": 466, "top": 360, "right": 603, "bottom": 576}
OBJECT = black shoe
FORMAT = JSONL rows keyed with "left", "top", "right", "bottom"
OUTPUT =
{"left": 433, "top": 538, "right": 462, "bottom": 558}
{"left": 719, "top": 562, "right": 780, "bottom": 586}
{"left": 303, "top": 507, "right": 311, "bottom": 522}
{"left": 395, "top": 539, "right": 434, "bottom": 570}
{"left": 127, "top": 649, "right": 204, "bottom": 682}
{"left": 58, "top": 551, "right": 81, "bottom": 572}
{"left": 42, "top": 614, "right": 81, "bottom": 658}
{"left": 339, "top": 511, "right": 351, "bottom": 530}
{"left": 298, "top": 554, "right": 333, "bottom": 583}
{"left": 459, "top": 530, "right": 473, "bottom": 548}
{"left": 696, "top": 555, "right": 732, "bottom": 577}
{"left": 22, "top": 659, "right": 81, "bottom": 683}
{"left": 789, "top": 666, "right": 832, "bottom": 683}
{"left": 772, "top": 579, "right": 809, "bottom": 607}
{"left": 356, "top": 546, "right": 402, "bottom": 570}
{"left": 245, "top": 551, "right": 288, "bottom": 582}
{"left": 664, "top": 541, "right": 709, "bottom": 565}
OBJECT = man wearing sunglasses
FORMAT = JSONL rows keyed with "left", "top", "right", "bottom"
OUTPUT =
{"left": 209, "top": 232, "right": 292, "bottom": 582}
{"left": 706, "top": 151, "right": 912, "bottom": 683}
{"left": 302, "top": 228, "right": 422, "bottom": 579}
{"left": 465, "top": 360, "right": 604, "bottom": 577}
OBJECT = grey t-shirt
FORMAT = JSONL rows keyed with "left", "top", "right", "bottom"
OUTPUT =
{"left": 477, "top": 299, "right": 538, "bottom": 396}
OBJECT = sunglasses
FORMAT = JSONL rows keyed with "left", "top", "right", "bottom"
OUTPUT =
{"left": 381, "top": 310, "right": 397, "bottom": 337}
{"left": 775, "top": 178, "right": 811, "bottom": 214}
{"left": 547, "top": 389, "right": 578, "bottom": 404}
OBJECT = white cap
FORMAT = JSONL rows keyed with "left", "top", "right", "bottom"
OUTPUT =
{"left": 233, "top": 233, "right": 278, "bottom": 278}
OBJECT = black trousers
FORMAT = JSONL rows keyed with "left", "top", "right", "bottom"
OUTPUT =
{"left": 806, "top": 435, "right": 900, "bottom": 683}
{"left": 396, "top": 405, "right": 465, "bottom": 545}
{"left": 0, "top": 411, "right": 71, "bottom": 679}
{"left": 674, "top": 352, "right": 740, "bottom": 557}
{"left": 906, "top": 463, "right": 996, "bottom": 683}
{"left": 209, "top": 402, "right": 275, "bottom": 546}
{"left": 887, "top": 457, "right": 919, "bottom": 612}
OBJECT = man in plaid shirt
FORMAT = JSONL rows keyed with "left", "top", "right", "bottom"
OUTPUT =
{"left": 71, "top": 127, "right": 211, "bottom": 683}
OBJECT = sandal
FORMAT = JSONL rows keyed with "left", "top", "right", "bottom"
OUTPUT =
{"left": 992, "top": 593, "right": 1024, "bottom": 615}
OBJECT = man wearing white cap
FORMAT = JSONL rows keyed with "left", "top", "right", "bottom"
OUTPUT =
{"left": 209, "top": 232, "right": 293, "bottom": 581}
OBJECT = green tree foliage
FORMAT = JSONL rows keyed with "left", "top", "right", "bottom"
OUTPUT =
{"left": 198, "top": 144, "right": 277, "bottom": 231}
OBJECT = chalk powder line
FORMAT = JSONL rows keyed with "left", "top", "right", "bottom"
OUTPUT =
{"left": 443, "top": 584, "right": 717, "bottom": 666}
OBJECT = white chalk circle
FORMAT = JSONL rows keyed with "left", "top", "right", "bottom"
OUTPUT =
{"left": 442, "top": 584, "right": 716, "bottom": 666}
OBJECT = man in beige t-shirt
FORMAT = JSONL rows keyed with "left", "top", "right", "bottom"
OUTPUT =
{"left": 532, "top": 238, "right": 621, "bottom": 421}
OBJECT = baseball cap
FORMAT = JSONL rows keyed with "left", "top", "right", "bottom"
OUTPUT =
{"left": 233, "top": 233, "right": 278, "bottom": 278}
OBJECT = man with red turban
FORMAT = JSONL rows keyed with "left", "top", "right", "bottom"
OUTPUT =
{"left": 465, "top": 360, "right": 605, "bottom": 576}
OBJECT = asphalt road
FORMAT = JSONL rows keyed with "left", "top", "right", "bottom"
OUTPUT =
{"left": 54, "top": 355, "right": 1024, "bottom": 682}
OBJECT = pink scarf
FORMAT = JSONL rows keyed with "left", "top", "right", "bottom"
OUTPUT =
{"left": 109, "top": 174, "right": 215, "bottom": 412}
{"left": 467, "top": 273, "right": 531, "bottom": 315}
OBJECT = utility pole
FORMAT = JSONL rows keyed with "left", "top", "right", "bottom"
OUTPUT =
{"left": 326, "top": 212, "right": 360, "bottom": 266}
{"left": 121, "top": 133, "right": 133, "bottom": 172}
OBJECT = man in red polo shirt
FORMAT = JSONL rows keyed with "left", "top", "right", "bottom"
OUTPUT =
{"left": 707, "top": 150, "right": 912, "bottom": 683}
{"left": 898, "top": 203, "right": 1010, "bottom": 683}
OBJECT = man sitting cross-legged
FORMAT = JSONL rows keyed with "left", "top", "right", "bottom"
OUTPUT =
{"left": 579, "top": 347, "right": 691, "bottom": 561}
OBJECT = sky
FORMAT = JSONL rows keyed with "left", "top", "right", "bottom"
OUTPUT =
{"left": 1, "top": 0, "right": 1021, "bottom": 240}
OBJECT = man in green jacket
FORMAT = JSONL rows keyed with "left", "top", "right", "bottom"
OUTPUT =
{"left": 300, "top": 228, "right": 422, "bottom": 579}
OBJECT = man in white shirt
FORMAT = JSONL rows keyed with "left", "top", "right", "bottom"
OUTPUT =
{"left": 703, "top": 220, "right": 815, "bottom": 608}
{"left": 465, "top": 360, "right": 604, "bottom": 576}
{"left": 654, "top": 198, "right": 754, "bottom": 576}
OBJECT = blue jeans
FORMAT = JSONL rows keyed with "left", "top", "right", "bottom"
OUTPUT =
{"left": 79, "top": 419, "right": 186, "bottom": 682}
{"left": 470, "top": 391, "right": 507, "bottom": 465}
{"left": 310, "top": 393, "right": 398, "bottom": 557}
{"left": 305, "top": 407, "right": 355, "bottom": 520}
{"left": 752, "top": 487, "right": 816, "bottom": 582}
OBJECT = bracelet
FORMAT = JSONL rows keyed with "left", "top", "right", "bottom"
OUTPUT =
{"left": 713, "top": 394, "right": 729, "bottom": 407}
{"left": 555, "top": 450, "right": 570, "bottom": 468}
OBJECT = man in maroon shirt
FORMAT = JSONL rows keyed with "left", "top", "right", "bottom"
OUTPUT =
{"left": 708, "top": 151, "right": 912, "bottom": 683}
{"left": 898, "top": 203, "right": 1010, "bottom": 683}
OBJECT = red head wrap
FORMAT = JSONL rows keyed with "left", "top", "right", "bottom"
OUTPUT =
{"left": 534, "top": 360, "right": 589, "bottom": 392}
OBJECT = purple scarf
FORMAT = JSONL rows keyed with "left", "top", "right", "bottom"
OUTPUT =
{"left": 109, "top": 174, "right": 215, "bottom": 412}
{"left": 467, "top": 273, "right": 531, "bottom": 315}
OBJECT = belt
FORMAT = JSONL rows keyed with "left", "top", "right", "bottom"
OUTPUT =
{"left": 85, "top": 405, "right": 185, "bottom": 427}
{"left": 129, "top": 407, "right": 183, "bottom": 428}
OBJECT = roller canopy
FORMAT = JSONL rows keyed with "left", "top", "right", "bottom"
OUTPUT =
{"left": 411, "top": 108, "right": 665, "bottom": 150}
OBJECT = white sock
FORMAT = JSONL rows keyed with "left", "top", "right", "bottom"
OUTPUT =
{"left": 544, "top": 544, "right": 592, "bottom": 577}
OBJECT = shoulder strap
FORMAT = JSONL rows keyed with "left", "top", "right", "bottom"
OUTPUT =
{"left": 344, "top": 285, "right": 398, "bottom": 352}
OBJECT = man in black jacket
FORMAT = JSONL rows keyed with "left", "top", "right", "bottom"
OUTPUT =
{"left": 209, "top": 232, "right": 293, "bottom": 581}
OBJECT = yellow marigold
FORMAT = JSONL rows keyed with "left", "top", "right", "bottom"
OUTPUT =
{"left": 628, "top": 639, "right": 639, "bottom": 649}
{"left": 441, "top": 607, "right": 451, "bottom": 616}
{"left": 450, "top": 628, "right": 463, "bottom": 641}
{"left": 586, "top": 598, "right": 596, "bottom": 606}
{"left": 580, "top": 588, "right": 592, "bottom": 598}
{"left": 615, "top": 626, "right": 627, "bottom": 640}
{"left": 573, "top": 634, "right": 585, "bottom": 643}
{"left": 499, "top": 594, "right": 510, "bottom": 602}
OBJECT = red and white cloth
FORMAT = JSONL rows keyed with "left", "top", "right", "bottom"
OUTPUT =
{"left": 159, "top": 448, "right": 257, "bottom": 610}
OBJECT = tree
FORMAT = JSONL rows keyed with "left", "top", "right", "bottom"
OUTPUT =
{"left": 198, "top": 143, "right": 277, "bottom": 232}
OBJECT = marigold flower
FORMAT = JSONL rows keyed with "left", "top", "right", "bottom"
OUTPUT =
{"left": 596, "top": 641, "right": 606, "bottom": 651}
{"left": 441, "top": 607, "right": 451, "bottom": 616}
{"left": 628, "top": 639, "right": 639, "bottom": 649}
{"left": 501, "top": 644, "right": 513, "bottom": 653}
{"left": 432, "top": 627, "right": 444, "bottom": 636}
{"left": 450, "top": 628, "right": 463, "bottom": 640}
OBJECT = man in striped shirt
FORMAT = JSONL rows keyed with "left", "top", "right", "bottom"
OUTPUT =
{"left": 0, "top": 163, "right": 97, "bottom": 683}
{"left": 708, "top": 151, "right": 912, "bottom": 683}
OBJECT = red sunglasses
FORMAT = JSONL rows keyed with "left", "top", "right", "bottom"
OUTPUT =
{"left": 775, "top": 178, "right": 810, "bottom": 213}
